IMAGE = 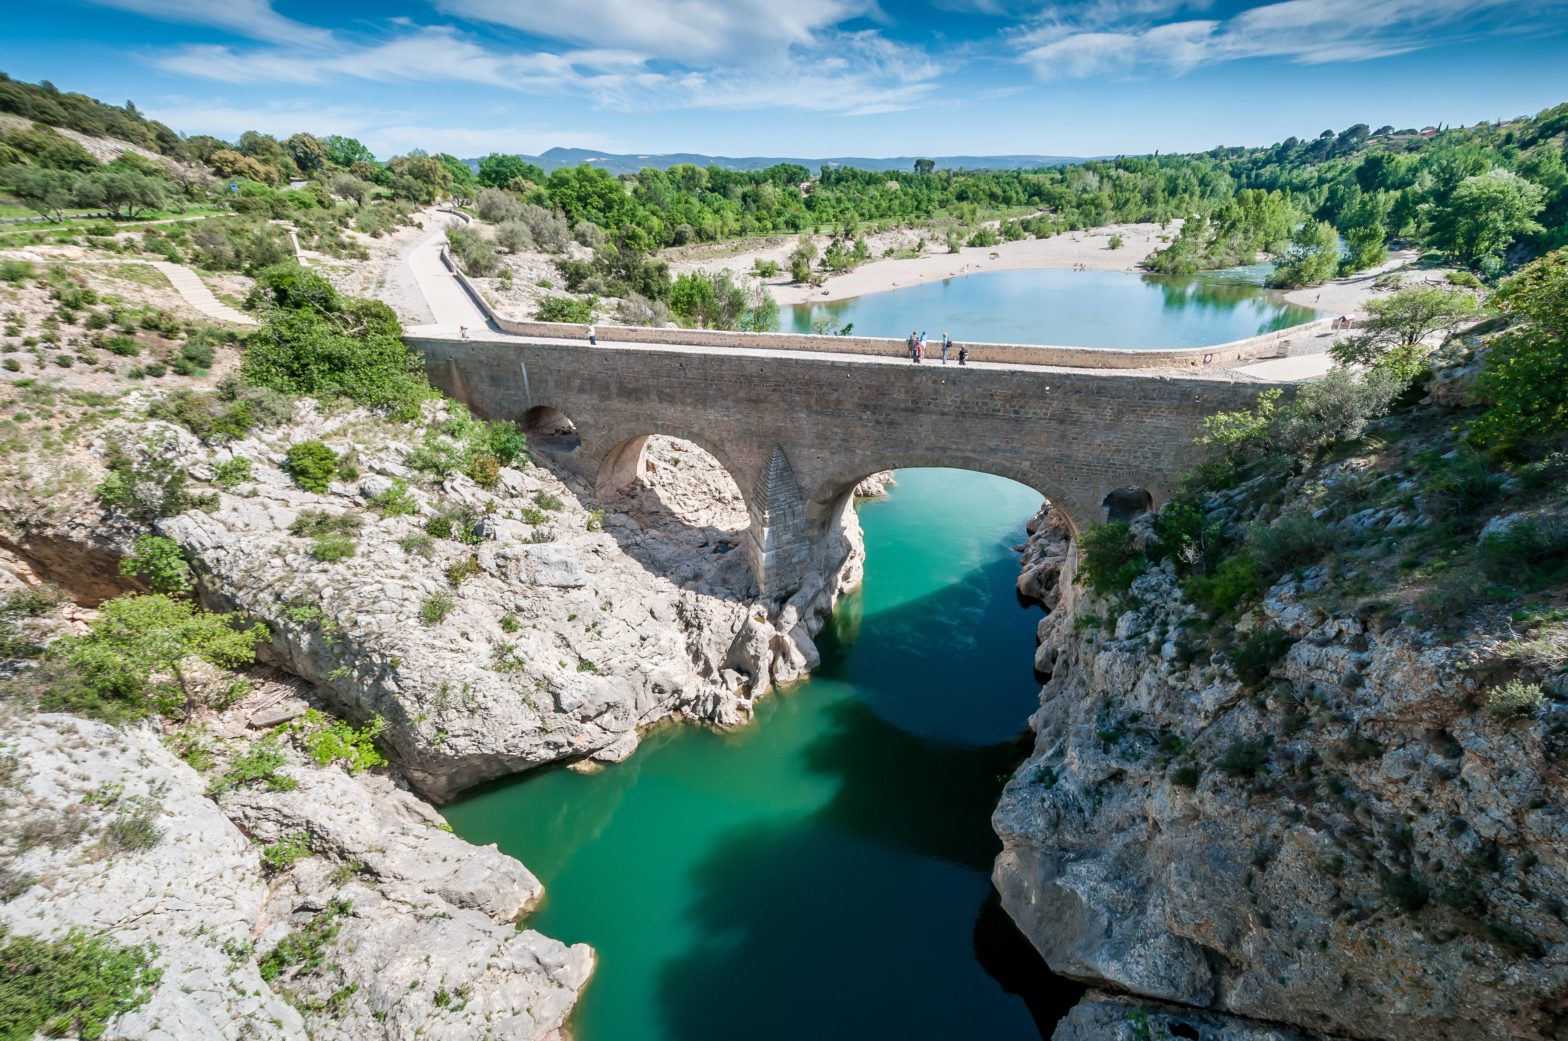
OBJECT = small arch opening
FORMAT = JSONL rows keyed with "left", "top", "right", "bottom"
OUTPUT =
{"left": 1101, "top": 486, "right": 1153, "bottom": 522}
{"left": 522, "top": 405, "right": 582, "bottom": 453}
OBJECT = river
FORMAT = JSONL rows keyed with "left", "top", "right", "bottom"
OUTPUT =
{"left": 783, "top": 266, "right": 1319, "bottom": 347}
{"left": 443, "top": 468, "right": 1077, "bottom": 1040}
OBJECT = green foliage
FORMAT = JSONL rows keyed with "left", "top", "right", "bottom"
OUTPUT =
{"left": 96, "top": 437, "right": 189, "bottom": 522}
{"left": 119, "top": 534, "right": 192, "bottom": 594}
{"left": 668, "top": 269, "right": 776, "bottom": 331}
{"left": 285, "top": 440, "right": 337, "bottom": 493}
{"left": 1248, "top": 510, "right": 1332, "bottom": 576}
{"left": 445, "top": 556, "right": 482, "bottom": 586}
{"left": 1216, "top": 739, "right": 1269, "bottom": 779}
{"left": 213, "top": 457, "right": 253, "bottom": 489}
{"left": 208, "top": 736, "right": 298, "bottom": 797}
{"left": 1267, "top": 219, "right": 1340, "bottom": 288}
{"left": 260, "top": 833, "right": 313, "bottom": 874}
{"left": 290, "top": 709, "right": 387, "bottom": 773}
{"left": 536, "top": 294, "right": 595, "bottom": 323}
{"left": 257, "top": 899, "right": 350, "bottom": 983}
{"left": 368, "top": 477, "right": 417, "bottom": 517}
{"left": 1186, "top": 554, "right": 1262, "bottom": 616}
{"left": 45, "top": 594, "right": 266, "bottom": 721}
{"left": 0, "top": 259, "right": 32, "bottom": 283}
{"left": 446, "top": 224, "right": 499, "bottom": 277}
{"left": 420, "top": 592, "right": 454, "bottom": 625}
{"left": 1470, "top": 248, "right": 1568, "bottom": 456}
{"left": 147, "top": 387, "right": 264, "bottom": 442}
{"left": 1478, "top": 518, "right": 1568, "bottom": 590}
{"left": 0, "top": 927, "right": 161, "bottom": 1041}
{"left": 1486, "top": 679, "right": 1545, "bottom": 720}
{"left": 1230, "top": 626, "right": 1293, "bottom": 687}
{"left": 1077, "top": 521, "right": 1145, "bottom": 596}
{"left": 424, "top": 502, "right": 483, "bottom": 544}
{"left": 242, "top": 264, "right": 431, "bottom": 417}
{"left": 1427, "top": 169, "right": 1546, "bottom": 266}
{"left": 1330, "top": 286, "right": 1482, "bottom": 379}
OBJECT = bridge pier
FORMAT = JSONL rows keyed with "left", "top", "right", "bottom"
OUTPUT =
{"left": 745, "top": 447, "right": 813, "bottom": 599}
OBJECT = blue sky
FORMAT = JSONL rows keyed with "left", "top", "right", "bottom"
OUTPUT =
{"left": 6, "top": 0, "right": 1568, "bottom": 159}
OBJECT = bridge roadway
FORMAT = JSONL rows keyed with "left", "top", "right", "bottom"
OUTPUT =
{"left": 406, "top": 323, "right": 1284, "bottom": 598}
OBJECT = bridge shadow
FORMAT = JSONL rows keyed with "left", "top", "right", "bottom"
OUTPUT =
{"left": 650, "top": 544, "right": 1083, "bottom": 1040}
{"left": 531, "top": 436, "right": 759, "bottom": 601}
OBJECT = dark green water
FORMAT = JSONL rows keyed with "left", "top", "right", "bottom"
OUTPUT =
{"left": 443, "top": 469, "right": 1074, "bottom": 1040}
{"left": 784, "top": 267, "right": 1319, "bottom": 347}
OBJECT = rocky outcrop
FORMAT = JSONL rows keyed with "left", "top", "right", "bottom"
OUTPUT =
{"left": 0, "top": 708, "right": 590, "bottom": 1041}
{"left": 1, "top": 406, "right": 862, "bottom": 802}
{"left": 996, "top": 496, "right": 1568, "bottom": 1040}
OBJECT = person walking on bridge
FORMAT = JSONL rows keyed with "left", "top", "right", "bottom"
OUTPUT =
{"left": 587, "top": 324, "right": 597, "bottom": 346}
{"left": 907, "top": 331, "right": 920, "bottom": 363}
{"left": 940, "top": 332, "right": 951, "bottom": 364}
{"left": 957, "top": 342, "right": 969, "bottom": 366}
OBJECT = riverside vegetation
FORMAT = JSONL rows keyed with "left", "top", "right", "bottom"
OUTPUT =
{"left": 2, "top": 67, "right": 1568, "bottom": 1041}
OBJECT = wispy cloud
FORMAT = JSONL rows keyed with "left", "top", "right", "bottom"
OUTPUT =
{"left": 1015, "top": 0, "right": 1566, "bottom": 78}
{"left": 434, "top": 0, "right": 877, "bottom": 63}
{"left": 85, "top": 0, "right": 331, "bottom": 46}
{"left": 149, "top": 23, "right": 942, "bottom": 117}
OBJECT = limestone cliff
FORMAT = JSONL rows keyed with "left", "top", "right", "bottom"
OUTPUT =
{"left": 995, "top": 406, "right": 1568, "bottom": 1040}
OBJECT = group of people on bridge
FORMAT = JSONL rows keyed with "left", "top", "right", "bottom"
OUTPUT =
{"left": 906, "top": 330, "right": 968, "bottom": 366}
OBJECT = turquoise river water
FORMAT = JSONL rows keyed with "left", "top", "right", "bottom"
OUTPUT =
{"left": 784, "top": 266, "right": 1319, "bottom": 347}
{"left": 443, "top": 469, "right": 1075, "bottom": 1040}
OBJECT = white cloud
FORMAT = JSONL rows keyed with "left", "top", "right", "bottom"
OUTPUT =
{"left": 149, "top": 24, "right": 942, "bottom": 117}
{"left": 1016, "top": 0, "right": 1561, "bottom": 77}
{"left": 85, "top": 0, "right": 331, "bottom": 46}
{"left": 434, "top": 0, "right": 876, "bottom": 63}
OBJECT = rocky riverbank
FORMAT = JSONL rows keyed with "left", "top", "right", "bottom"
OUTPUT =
{"left": 995, "top": 385, "right": 1568, "bottom": 1039}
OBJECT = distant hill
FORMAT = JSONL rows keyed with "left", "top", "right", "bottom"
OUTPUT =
{"left": 469, "top": 147, "right": 1090, "bottom": 175}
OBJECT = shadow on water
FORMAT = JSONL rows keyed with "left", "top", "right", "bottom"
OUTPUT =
{"left": 654, "top": 554, "right": 1084, "bottom": 1041}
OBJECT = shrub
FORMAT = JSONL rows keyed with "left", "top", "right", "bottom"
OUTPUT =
{"left": 535, "top": 490, "right": 563, "bottom": 512}
{"left": 466, "top": 452, "right": 500, "bottom": 488}
{"left": 285, "top": 440, "right": 337, "bottom": 493}
{"left": 1249, "top": 511, "right": 1332, "bottom": 576}
{"left": 1186, "top": 554, "right": 1263, "bottom": 616}
{"left": 1172, "top": 764, "right": 1202, "bottom": 788}
{"left": 0, "top": 259, "right": 33, "bottom": 284}
{"left": 212, "top": 457, "right": 253, "bottom": 489}
{"left": 445, "top": 556, "right": 482, "bottom": 586}
{"left": 97, "top": 797, "right": 165, "bottom": 857}
{"left": 1469, "top": 249, "right": 1568, "bottom": 456}
{"left": 309, "top": 534, "right": 356, "bottom": 562}
{"left": 1230, "top": 626, "right": 1293, "bottom": 687}
{"left": 257, "top": 899, "right": 349, "bottom": 983}
{"left": 368, "top": 478, "right": 417, "bottom": 517}
{"left": 1486, "top": 679, "right": 1546, "bottom": 720}
{"left": 208, "top": 736, "right": 298, "bottom": 797}
{"left": 1107, "top": 234, "right": 1124, "bottom": 250}
{"left": 425, "top": 502, "right": 483, "bottom": 544}
{"left": 536, "top": 295, "right": 594, "bottom": 323}
{"left": 1217, "top": 739, "right": 1269, "bottom": 779}
{"left": 97, "top": 437, "right": 189, "bottom": 522}
{"left": 1078, "top": 521, "right": 1145, "bottom": 595}
{"left": 119, "top": 534, "right": 192, "bottom": 594}
{"left": 260, "top": 832, "right": 313, "bottom": 874}
{"left": 0, "top": 927, "right": 161, "bottom": 1041}
{"left": 421, "top": 592, "right": 454, "bottom": 625}
{"left": 398, "top": 532, "right": 436, "bottom": 557}
{"left": 1479, "top": 518, "right": 1568, "bottom": 588}
{"left": 446, "top": 225, "right": 499, "bottom": 276}
{"left": 242, "top": 264, "right": 431, "bottom": 417}
{"left": 290, "top": 709, "right": 387, "bottom": 772}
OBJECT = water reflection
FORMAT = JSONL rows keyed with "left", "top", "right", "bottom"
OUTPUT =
{"left": 784, "top": 266, "right": 1318, "bottom": 348}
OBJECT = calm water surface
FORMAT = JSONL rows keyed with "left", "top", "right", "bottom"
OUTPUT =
{"left": 443, "top": 469, "right": 1075, "bottom": 1040}
{"left": 784, "top": 266, "right": 1319, "bottom": 347}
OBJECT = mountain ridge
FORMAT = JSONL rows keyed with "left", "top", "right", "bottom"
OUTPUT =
{"left": 466, "top": 146, "right": 1093, "bottom": 175}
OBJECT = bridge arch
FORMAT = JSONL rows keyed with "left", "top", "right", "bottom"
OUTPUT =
{"left": 521, "top": 405, "right": 582, "bottom": 453}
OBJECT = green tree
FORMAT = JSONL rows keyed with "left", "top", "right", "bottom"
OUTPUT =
{"left": 1471, "top": 248, "right": 1568, "bottom": 454}
{"left": 913, "top": 158, "right": 935, "bottom": 175}
{"left": 284, "top": 132, "right": 327, "bottom": 174}
{"left": 119, "top": 534, "right": 193, "bottom": 594}
{"left": 788, "top": 235, "right": 817, "bottom": 283}
{"left": 1427, "top": 168, "right": 1547, "bottom": 267}
{"left": 1330, "top": 286, "right": 1481, "bottom": 380}
{"left": 47, "top": 594, "right": 266, "bottom": 719}
{"left": 1268, "top": 219, "right": 1340, "bottom": 288}
{"left": 477, "top": 153, "right": 544, "bottom": 189}
{"left": 1338, "top": 191, "right": 1391, "bottom": 272}
{"left": 71, "top": 169, "right": 167, "bottom": 219}
{"left": 0, "top": 164, "right": 76, "bottom": 220}
{"left": 321, "top": 134, "right": 377, "bottom": 168}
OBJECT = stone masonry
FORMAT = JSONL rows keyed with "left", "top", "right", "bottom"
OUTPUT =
{"left": 409, "top": 334, "right": 1280, "bottom": 596}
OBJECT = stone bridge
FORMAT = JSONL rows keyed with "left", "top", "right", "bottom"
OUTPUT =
{"left": 408, "top": 332, "right": 1281, "bottom": 598}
